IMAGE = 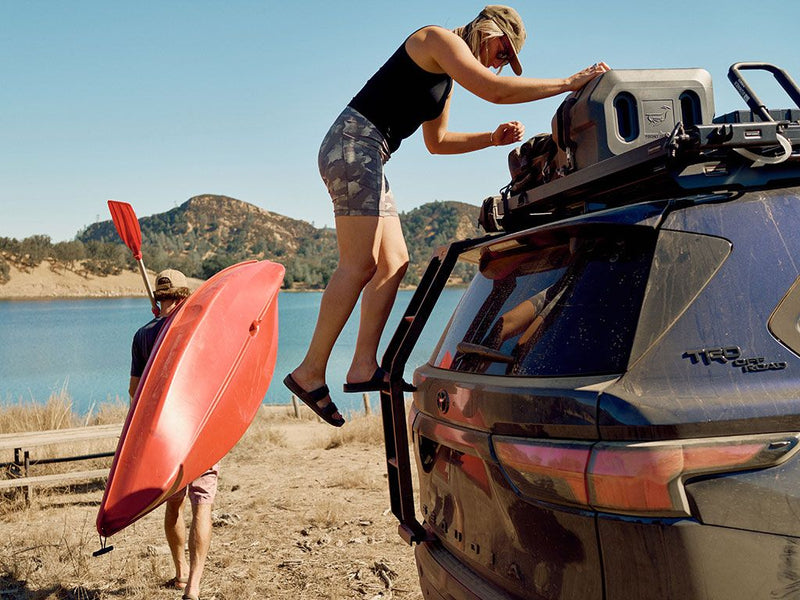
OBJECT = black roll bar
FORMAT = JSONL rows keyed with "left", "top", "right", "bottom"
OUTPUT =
{"left": 728, "top": 62, "right": 800, "bottom": 122}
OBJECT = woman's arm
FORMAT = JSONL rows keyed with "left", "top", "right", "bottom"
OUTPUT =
{"left": 422, "top": 91, "right": 525, "bottom": 154}
{"left": 408, "top": 27, "right": 608, "bottom": 105}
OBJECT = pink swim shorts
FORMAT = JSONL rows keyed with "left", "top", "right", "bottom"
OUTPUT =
{"left": 169, "top": 462, "right": 220, "bottom": 505}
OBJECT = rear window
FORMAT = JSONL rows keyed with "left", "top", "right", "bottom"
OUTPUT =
{"left": 431, "top": 225, "right": 656, "bottom": 377}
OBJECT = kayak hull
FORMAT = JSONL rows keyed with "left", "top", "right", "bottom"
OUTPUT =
{"left": 97, "top": 259, "right": 284, "bottom": 536}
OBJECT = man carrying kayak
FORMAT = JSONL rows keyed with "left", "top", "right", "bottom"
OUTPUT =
{"left": 129, "top": 269, "right": 217, "bottom": 600}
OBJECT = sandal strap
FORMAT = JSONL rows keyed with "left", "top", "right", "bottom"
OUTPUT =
{"left": 306, "top": 384, "right": 330, "bottom": 402}
{"left": 320, "top": 400, "right": 340, "bottom": 418}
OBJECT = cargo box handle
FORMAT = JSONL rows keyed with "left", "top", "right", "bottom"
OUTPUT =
{"left": 727, "top": 62, "right": 800, "bottom": 122}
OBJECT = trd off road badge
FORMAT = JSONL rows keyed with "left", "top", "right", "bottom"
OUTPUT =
{"left": 683, "top": 346, "right": 788, "bottom": 373}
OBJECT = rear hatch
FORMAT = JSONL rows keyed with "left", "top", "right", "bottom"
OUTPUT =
{"left": 410, "top": 217, "right": 661, "bottom": 599}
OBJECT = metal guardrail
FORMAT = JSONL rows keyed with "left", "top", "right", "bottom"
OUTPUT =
{"left": 0, "top": 423, "right": 122, "bottom": 496}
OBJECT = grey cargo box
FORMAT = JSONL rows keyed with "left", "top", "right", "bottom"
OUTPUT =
{"left": 552, "top": 68, "right": 714, "bottom": 172}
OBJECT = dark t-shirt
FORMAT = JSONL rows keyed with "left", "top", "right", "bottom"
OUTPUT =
{"left": 130, "top": 316, "right": 169, "bottom": 377}
{"left": 348, "top": 35, "right": 453, "bottom": 153}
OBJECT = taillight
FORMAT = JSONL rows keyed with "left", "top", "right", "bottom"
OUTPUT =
{"left": 493, "top": 439, "right": 592, "bottom": 507}
{"left": 494, "top": 433, "right": 800, "bottom": 517}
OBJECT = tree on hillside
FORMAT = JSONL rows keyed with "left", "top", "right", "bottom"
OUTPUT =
{"left": 0, "top": 237, "right": 21, "bottom": 255}
{"left": 51, "top": 240, "right": 86, "bottom": 265}
{"left": 82, "top": 241, "right": 128, "bottom": 276}
{"left": 201, "top": 254, "right": 238, "bottom": 279}
{"left": 18, "top": 235, "right": 52, "bottom": 269}
{"left": 0, "top": 257, "right": 9, "bottom": 284}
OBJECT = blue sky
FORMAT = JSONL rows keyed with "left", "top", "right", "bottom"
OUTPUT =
{"left": 3, "top": 0, "right": 799, "bottom": 242}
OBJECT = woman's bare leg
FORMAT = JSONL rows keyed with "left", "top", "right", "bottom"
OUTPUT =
{"left": 290, "top": 215, "right": 384, "bottom": 409}
{"left": 347, "top": 215, "right": 409, "bottom": 384}
{"left": 498, "top": 298, "right": 538, "bottom": 342}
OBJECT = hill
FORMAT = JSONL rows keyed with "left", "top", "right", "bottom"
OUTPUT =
{"left": 1, "top": 195, "right": 481, "bottom": 294}
{"left": 400, "top": 199, "right": 484, "bottom": 285}
{"left": 80, "top": 195, "right": 339, "bottom": 289}
{"left": 79, "top": 194, "right": 481, "bottom": 287}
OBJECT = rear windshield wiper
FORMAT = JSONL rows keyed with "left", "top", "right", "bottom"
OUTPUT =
{"left": 456, "top": 342, "right": 515, "bottom": 364}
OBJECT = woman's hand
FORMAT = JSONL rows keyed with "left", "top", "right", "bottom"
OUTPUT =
{"left": 565, "top": 61, "right": 611, "bottom": 92}
{"left": 492, "top": 121, "right": 525, "bottom": 146}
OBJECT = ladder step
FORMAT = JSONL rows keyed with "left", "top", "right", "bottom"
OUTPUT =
{"left": 387, "top": 457, "right": 399, "bottom": 468}
{"left": 404, "top": 316, "right": 414, "bottom": 323}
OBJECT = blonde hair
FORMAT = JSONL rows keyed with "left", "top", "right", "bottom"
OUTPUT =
{"left": 454, "top": 16, "right": 506, "bottom": 70}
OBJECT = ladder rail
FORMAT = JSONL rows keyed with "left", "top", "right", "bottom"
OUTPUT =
{"left": 379, "top": 236, "right": 492, "bottom": 544}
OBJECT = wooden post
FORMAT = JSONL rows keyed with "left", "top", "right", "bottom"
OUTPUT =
{"left": 24, "top": 450, "right": 31, "bottom": 505}
{"left": 363, "top": 393, "right": 371, "bottom": 415}
{"left": 291, "top": 395, "right": 300, "bottom": 419}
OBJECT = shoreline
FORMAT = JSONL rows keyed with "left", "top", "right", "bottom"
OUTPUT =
{"left": 0, "top": 263, "right": 456, "bottom": 301}
{"left": 0, "top": 263, "right": 203, "bottom": 301}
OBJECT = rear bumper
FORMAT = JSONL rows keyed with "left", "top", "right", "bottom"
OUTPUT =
{"left": 415, "top": 540, "right": 523, "bottom": 600}
{"left": 418, "top": 517, "right": 800, "bottom": 600}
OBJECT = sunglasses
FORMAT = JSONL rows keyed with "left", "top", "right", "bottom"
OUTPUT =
{"left": 496, "top": 35, "right": 514, "bottom": 63}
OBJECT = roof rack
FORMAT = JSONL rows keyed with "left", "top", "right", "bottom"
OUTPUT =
{"left": 480, "top": 62, "right": 800, "bottom": 233}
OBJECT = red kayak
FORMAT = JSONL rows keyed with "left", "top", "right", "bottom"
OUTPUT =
{"left": 97, "top": 259, "right": 284, "bottom": 537}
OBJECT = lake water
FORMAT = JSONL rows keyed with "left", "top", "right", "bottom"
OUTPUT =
{"left": 0, "top": 289, "right": 464, "bottom": 416}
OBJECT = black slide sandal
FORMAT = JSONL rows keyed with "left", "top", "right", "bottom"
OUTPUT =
{"left": 342, "top": 368, "right": 416, "bottom": 393}
{"left": 283, "top": 374, "right": 345, "bottom": 427}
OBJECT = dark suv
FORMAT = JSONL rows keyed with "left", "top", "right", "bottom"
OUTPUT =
{"left": 377, "top": 63, "right": 800, "bottom": 599}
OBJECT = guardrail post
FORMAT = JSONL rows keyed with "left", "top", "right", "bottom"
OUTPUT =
{"left": 24, "top": 451, "right": 31, "bottom": 505}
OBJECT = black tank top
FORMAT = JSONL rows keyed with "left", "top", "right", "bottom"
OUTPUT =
{"left": 348, "top": 37, "right": 453, "bottom": 154}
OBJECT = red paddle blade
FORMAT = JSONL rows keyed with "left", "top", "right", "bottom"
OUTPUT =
{"left": 107, "top": 200, "right": 143, "bottom": 260}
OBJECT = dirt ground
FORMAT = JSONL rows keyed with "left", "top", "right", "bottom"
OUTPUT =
{"left": 0, "top": 408, "right": 425, "bottom": 600}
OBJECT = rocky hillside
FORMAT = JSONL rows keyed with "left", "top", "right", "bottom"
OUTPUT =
{"left": 77, "top": 194, "right": 481, "bottom": 287}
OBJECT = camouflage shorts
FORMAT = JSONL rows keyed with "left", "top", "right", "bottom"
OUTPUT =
{"left": 318, "top": 106, "right": 397, "bottom": 217}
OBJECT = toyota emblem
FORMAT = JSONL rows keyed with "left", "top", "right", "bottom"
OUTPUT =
{"left": 436, "top": 389, "right": 450, "bottom": 414}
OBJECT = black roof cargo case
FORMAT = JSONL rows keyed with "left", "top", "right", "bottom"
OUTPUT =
{"left": 480, "top": 62, "right": 800, "bottom": 233}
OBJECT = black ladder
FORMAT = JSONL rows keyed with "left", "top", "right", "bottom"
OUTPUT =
{"left": 378, "top": 235, "right": 493, "bottom": 545}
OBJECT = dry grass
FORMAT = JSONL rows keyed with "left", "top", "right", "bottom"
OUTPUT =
{"left": 0, "top": 390, "right": 127, "bottom": 434}
{"left": 234, "top": 407, "right": 290, "bottom": 450}
{"left": 0, "top": 398, "right": 423, "bottom": 600}
{"left": 0, "top": 394, "right": 128, "bottom": 486}
{"left": 0, "top": 505, "right": 118, "bottom": 597}
{"left": 0, "top": 387, "right": 78, "bottom": 434}
{"left": 325, "top": 467, "right": 381, "bottom": 491}
{"left": 323, "top": 413, "right": 385, "bottom": 450}
{"left": 84, "top": 400, "right": 129, "bottom": 427}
